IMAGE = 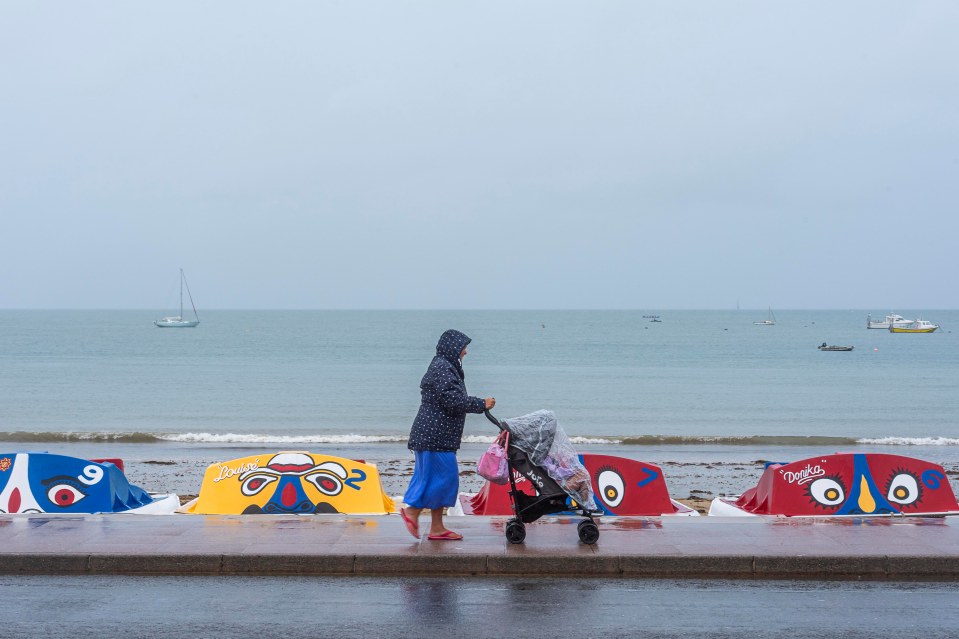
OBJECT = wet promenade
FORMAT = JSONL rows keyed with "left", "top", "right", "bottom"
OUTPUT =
{"left": 2, "top": 514, "right": 959, "bottom": 580}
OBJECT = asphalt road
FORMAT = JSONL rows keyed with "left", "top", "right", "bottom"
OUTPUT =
{"left": 2, "top": 576, "right": 958, "bottom": 638}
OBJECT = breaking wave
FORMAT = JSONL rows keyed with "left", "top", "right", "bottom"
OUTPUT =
{"left": 2, "top": 431, "right": 957, "bottom": 447}
{"left": 0, "top": 431, "right": 164, "bottom": 443}
{"left": 461, "top": 434, "right": 614, "bottom": 445}
{"left": 857, "top": 437, "right": 959, "bottom": 446}
{"left": 0, "top": 431, "right": 409, "bottom": 444}
{"left": 162, "top": 433, "right": 409, "bottom": 444}
{"left": 616, "top": 435, "right": 959, "bottom": 447}
{"left": 617, "top": 435, "right": 861, "bottom": 446}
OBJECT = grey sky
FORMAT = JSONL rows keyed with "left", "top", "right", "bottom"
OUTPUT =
{"left": 2, "top": 2, "right": 957, "bottom": 310}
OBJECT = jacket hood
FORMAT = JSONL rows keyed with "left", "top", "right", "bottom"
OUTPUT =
{"left": 435, "top": 329, "right": 472, "bottom": 365}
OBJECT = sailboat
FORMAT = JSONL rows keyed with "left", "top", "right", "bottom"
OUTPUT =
{"left": 754, "top": 307, "right": 776, "bottom": 326}
{"left": 154, "top": 269, "right": 200, "bottom": 328}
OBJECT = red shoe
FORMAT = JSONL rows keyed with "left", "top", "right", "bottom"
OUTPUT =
{"left": 427, "top": 530, "right": 463, "bottom": 541}
{"left": 399, "top": 508, "right": 419, "bottom": 539}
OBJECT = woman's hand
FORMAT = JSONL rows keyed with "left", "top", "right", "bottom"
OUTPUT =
{"left": 485, "top": 397, "right": 496, "bottom": 409}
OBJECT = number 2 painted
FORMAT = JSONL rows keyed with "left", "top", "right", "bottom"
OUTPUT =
{"left": 345, "top": 469, "right": 367, "bottom": 490}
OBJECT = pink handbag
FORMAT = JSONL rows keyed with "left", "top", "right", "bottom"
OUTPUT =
{"left": 477, "top": 431, "right": 510, "bottom": 484}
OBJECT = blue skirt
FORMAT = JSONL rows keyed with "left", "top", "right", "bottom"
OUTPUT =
{"left": 404, "top": 451, "right": 459, "bottom": 510}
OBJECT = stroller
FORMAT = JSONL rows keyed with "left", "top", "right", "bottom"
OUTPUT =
{"left": 485, "top": 410, "right": 600, "bottom": 545}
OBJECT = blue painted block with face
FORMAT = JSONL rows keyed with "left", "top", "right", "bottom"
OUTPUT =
{"left": 0, "top": 453, "right": 153, "bottom": 514}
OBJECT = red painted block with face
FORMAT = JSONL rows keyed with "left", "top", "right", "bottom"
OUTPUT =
{"left": 466, "top": 454, "right": 685, "bottom": 516}
{"left": 732, "top": 453, "right": 959, "bottom": 516}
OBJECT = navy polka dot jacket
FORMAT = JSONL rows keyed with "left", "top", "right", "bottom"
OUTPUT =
{"left": 407, "top": 329, "right": 487, "bottom": 452}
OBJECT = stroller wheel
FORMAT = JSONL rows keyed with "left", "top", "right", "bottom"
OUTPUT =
{"left": 505, "top": 518, "right": 527, "bottom": 544}
{"left": 577, "top": 519, "right": 599, "bottom": 545}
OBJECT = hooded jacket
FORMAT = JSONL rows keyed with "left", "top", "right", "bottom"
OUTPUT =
{"left": 407, "top": 329, "right": 487, "bottom": 452}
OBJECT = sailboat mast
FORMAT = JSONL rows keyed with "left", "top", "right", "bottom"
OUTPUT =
{"left": 179, "top": 268, "right": 184, "bottom": 318}
{"left": 182, "top": 270, "right": 199, "bottom": 321}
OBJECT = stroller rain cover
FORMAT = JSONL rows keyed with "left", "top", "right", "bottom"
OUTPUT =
{"left": 505, "top": 410, "right": 598, "bottom": 511}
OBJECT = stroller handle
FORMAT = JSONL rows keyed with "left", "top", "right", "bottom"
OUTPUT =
{"left": 484, "top": 410, "right": 508, "bottom": 432}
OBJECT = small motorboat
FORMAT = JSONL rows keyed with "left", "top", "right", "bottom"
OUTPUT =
{"left": 889, "top": 319, "right": 939, "bottom": 333}
{"left": 0, "top": 453, "right": 178, "bottom": 514}
{"left": 179, "top": 451, "right": 395, "bottom": 514}
{"left": 866, "top": 313, "right": 912, "bottom": 329}
{"left": 449, "top": 454, "right": 698, "bottom": 517}
{"left": 708, "top": 453, "right": 959, "bottom": 517}
{"left": 818, "top": 343, "right": 853, "bottom": 351}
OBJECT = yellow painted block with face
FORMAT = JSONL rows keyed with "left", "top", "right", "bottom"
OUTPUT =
{"left": 181, "top": 451, "right": 395, "bottom": 515}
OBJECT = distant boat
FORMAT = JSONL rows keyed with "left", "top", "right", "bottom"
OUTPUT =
{"left": 818, "top": 343, "right": 854, "bottom": 352}
{"left": 889, "top": 319, "right": 939, "bottom": 334}
{"left": 866, "top": 313, "right": 912, "bottom": 329}
{"left": 754, "top": 308, "right": 776, "bottom": 326}
{"left": 643, "top": 315, "right": 662, "bottom": 323}
{"left": 155, "top": 269, "right": 199, "bottom": 328}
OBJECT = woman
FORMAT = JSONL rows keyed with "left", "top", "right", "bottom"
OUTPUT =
{"left": 400, "top": 329, "right": 495, "bottom": 541}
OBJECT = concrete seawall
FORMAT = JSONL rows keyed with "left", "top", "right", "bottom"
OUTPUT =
{"left": 3, "top": 514, "right": 958, "bottom": 580}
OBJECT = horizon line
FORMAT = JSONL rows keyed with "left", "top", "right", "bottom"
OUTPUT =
{"left": 1, "top": 308, "right": 956, "bottom": 312}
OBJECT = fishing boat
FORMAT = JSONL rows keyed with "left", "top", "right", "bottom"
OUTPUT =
{"left": 0, "top": 453, "right": 179, "bottom": 514}
{"left": 754, "top": 307, "right": 776, "bottom": 325}
{"left": 866, "top": 313, "right": 912, "bottom": 329}
{"left": 818, "top": 343, "right": 854, "bottom": 351}
{"left": 179, "top": 451, "right": 395, "bottom": 514}
{"left": 155, "top": 269, "right": 200, "bottom": 328}
{"left": 889, "top": 319, "right": 939, "bottom": 333}
{"left": 449, "top": 454, "right": 698, "bottom": 517}
{"left": 707, "top": 453, "right": 959, "bottom": 517}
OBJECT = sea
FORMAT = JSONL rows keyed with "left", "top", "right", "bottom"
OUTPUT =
{"left": 1, "top": 309, "right": 957, "bottom": 500}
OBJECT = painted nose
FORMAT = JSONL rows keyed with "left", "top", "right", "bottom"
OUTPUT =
{"left": 857, "top": 476, "right": 876, "bottom": 513}
{"left": 6, "top": 487, "right": 22, "bottom": 513}
{"left": 281, "top": 482, "right": 298, "bottom": 507}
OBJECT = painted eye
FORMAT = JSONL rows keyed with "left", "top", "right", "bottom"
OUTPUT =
{"left": 597, "top": 469, "right": 625, "bottom": 508}
{"left": 809, "top": 477, "right": 845, "bottom": 506}
{"left": 887, "top": 473, "right": 921, "bottom": 505}
{"left": 46, "top": 484, "right": 86, "bottom": 507}
{"left": 315, "top": 462, "right": 348, "bottom": 479}
{"left": 306, "top": 472, "right": 343, "bottom": 496}
{"left": 241, "top": 474, "right": 277, "bottom": 496}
